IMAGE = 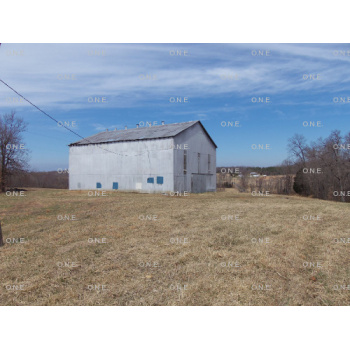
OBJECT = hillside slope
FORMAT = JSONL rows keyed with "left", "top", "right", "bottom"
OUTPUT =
{"left": 0, "top": 189, "right": 349, "bottom": 305}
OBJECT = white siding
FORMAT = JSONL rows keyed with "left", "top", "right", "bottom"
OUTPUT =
{"left": 173, "top": 123, "right": 216, "bottom": 192}
{"left": 69, "top": 122, "right": 217, "bottom": 193}
{"left": 69, "top": 138, "right": 174, "bottom": 192}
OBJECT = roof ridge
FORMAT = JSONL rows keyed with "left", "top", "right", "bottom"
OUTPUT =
{"left": 101, "top": 120, "right": 199, "bottom": 134}
{"left": 69, "top": 120, "right": 202, "bottom": 146}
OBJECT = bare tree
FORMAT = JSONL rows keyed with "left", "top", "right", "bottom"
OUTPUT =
{"left": 316, "top": 130, "right": 350, "bottom": 202}
{"left": 0, "top": 111, "right": 29, "bottom": 192}
{"left": 288, "top": 134, "right": 308, "bottom": 165}
{"left": 287, "top": 130, "right": 350, "bottom": 202}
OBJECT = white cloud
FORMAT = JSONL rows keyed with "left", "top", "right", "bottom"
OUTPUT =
{"left": 1, "top": 43, "right": 349, "bottom": 111}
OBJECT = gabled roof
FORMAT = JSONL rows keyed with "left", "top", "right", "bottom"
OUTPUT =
{"left": 69, "top": 120, "right": 217, "bottom": 148}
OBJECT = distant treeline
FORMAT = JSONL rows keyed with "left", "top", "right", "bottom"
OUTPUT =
{"left": 217, "top": 130, "right": 350, "bottom": 203}
{"left": 216, "top": 166, "right": 286, "bottom": 176}
{"left": 8, "top": 171, "right": 68, "bottom": 189}
{"left": 287, "top": 130, "right": 350, "bottom": 202}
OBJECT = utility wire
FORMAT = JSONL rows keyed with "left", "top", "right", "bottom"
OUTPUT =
{"left": 1, "top": 79, "right": 85, "bottom": 140}
{"left": 0, "top": 79, "right": 163, "bottom": 157}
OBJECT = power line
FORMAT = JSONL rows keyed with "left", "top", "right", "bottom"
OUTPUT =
{"left": 0, "top": 79, "right": 181, "bottom": 158}
{"left": 0, "top": 79, "right": 85, "bottom": 140}
{"left": 0, "top": 79, "right": 147, "bottom": 157}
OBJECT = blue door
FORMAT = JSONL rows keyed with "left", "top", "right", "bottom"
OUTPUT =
{"left": 113, "top": 182, "right": 118, "bottom": 190}
{"left": 157, "top": 176, "right": 164, "bottom": 184}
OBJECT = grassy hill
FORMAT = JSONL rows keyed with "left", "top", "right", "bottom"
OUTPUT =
{"left": 0, "top": 188, "right": 349, "bottom": 305}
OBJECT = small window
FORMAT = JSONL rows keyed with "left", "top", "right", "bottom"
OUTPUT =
{"left": 157, "top": 176, "right": 164, "bottom": 184}
{"left": 96, "top": 182, "right": 102, "bottom": 189}
{"left": 113, "top": 182, "right": 118, "bottom": 190}
{"left": 184, "top": 150, "right": 187, "bottom": 175}
{"left": 147, "top": 177, "right": 154, "bottom": 184}
{"left": 208, "top": 154, "right": 211, "bottom": 173}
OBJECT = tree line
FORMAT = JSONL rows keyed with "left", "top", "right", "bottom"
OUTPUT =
{"left": 7, "top": 171, "right": 68, "bottom": 189}
{"left": 217, "top": 130, "right": 350, "bottom": 202}
{"left": 287, "top": 131, "right": 350, "bottom": 202}
{"left": 216, "top": 166, "right": 287, "bottom": 176}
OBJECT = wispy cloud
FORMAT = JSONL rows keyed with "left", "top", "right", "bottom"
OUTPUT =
{"left": 1, "top": 43, "right": 350, "bottom": 111}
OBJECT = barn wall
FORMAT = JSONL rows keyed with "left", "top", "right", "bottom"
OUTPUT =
{"left": 173, "top": 123, "right": 216, "bottom": 193}
{"left": 69, "top": 138, "right": 174, "bottom": 192}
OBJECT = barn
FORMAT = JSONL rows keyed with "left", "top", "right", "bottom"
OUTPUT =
{"left": 68, "top": 120, "right": 217, "bottom": 193}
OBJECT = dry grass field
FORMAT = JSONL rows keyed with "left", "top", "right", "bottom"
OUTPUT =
{"left": 0, "top": 188, "right": 349, "bottom": 306}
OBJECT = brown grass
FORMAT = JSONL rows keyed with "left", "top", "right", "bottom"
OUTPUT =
{"left": 0, "top": 188, "right": 349, "bottom": 305}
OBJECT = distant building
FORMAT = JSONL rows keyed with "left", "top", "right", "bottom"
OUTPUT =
{"left": 250, "top": 172, "right": 260, "bottom": 177}
{"left": 68, "top": 120, "right": 217, "bottom": 193}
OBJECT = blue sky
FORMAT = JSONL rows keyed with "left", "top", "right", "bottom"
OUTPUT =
{"left": 1, "top": 43, "right": 350, "bottom": 171}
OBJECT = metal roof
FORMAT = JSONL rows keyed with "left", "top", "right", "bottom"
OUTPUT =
{"left": 69, "top": 120, "right": 217, "bottom": 148}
